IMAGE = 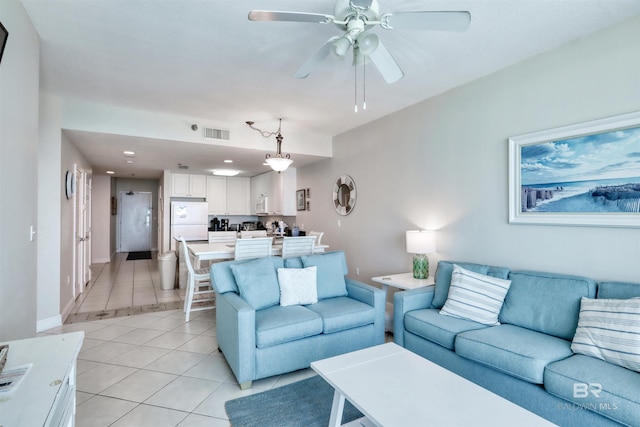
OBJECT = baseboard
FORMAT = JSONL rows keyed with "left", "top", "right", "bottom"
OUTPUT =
{"left": 60, "top": 297, "right": 76, "bottom": 326}
{"left": 37, "top": 314, "right": 62, "bottom": 333}
{"left": 93, "top": 257, "right": 111, "bottom": 263}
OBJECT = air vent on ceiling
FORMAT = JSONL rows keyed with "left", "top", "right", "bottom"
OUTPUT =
{"left": 204, "top": 127, "right": 230, "bottom": 140}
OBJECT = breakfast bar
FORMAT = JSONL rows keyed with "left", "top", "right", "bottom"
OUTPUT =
{"left": 188, "top": 241, "right": 328, "bottom": 263}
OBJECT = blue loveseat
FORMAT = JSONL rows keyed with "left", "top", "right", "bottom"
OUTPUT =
{"left": 394, "top": 260, "right": 640, "bottom": 427}
{"left": 211, "top": 251, "right": 385, "bottom": 389}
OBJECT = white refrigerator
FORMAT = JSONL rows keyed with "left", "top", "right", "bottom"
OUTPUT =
{"left": 170, "top": 201, "right": 208, "bottom": 250}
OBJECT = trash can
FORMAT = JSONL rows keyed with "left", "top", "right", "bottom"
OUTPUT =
{"left": 158, "top": 251, "right": 177, "bottom": 290}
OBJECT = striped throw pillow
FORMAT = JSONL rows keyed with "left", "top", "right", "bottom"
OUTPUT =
{"left": 440, "top": 265, "right": 511, "bottom": 325}
{"left": 571, "top": 297, "right": 640, "bottom": 373}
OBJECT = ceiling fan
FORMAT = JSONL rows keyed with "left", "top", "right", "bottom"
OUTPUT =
{"left": 248, "top": 0, "right": 471, "bottom": 84}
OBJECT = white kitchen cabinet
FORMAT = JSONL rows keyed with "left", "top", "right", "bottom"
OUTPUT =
{"left": 172, "top": 173, "right": 206, "bottom": 197}
{"left": 0, "top": 332, "right": 84, "bottom": 427}
{"left": 207, "top": 176, "right": 250, "bottom": 215}
{"left": 226, "top": 177, "right": 250, "bottom": 215}
{"left": 250, "top": 168, "right": 296, "bottom": 215}
{"left": 206, "top": 176, "right": 227, "bottom": 214}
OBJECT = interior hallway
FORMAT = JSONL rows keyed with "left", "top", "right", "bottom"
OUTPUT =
{"left": 67, "top": 252, "right": 185, "bottom": 323}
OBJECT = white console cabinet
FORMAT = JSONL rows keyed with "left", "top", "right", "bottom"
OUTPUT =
{"left": 0, "top": 332, "right": 84, "bottom": 427}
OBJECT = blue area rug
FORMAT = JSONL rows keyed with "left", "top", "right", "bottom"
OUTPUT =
{"left": 225, "top": 375, "right": 364, "bottom": 427}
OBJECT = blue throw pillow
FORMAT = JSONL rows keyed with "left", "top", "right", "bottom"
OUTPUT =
{"left": 229, "top": 257, "right": 280, "bottom": 310}
{"left": 301, "top": 252, "right": 348, "bottom": 300}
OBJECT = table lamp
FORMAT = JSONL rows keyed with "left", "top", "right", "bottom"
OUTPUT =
{"left": 406, "top": 230, "right": 437, "bottom": 279}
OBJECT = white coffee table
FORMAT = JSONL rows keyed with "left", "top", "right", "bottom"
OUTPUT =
{"left": 311, "top": 343, "right": 557, "bottom": 427}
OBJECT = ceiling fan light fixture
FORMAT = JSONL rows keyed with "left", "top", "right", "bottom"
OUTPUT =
{"left": 356, "top": 32, "right": 378, "bottom": 56}
{"left": 331, "top": 36, "right": 351, "bottom": 57}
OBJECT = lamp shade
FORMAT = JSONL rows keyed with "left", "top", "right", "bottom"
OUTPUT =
{"left": 406, "top": 230, "right": 436, "bottom": 254}
{"left": 266, "top": 157, "right": 293, "bottom": 172}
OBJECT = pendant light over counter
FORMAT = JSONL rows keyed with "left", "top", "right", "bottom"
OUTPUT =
{"left": 245, "top": 118, "right": 293, "bottom": 172}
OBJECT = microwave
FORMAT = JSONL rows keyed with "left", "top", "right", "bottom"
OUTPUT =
{"left": 255, "top": 195, "right": 269, "bottom": 214}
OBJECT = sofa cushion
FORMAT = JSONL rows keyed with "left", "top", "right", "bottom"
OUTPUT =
{"left": 440, "top": 265, "right": 512, "bottom": 325}
{"left": 283, "top": 257, "right": 304, "bottom": 269}
{"left": 306, "top": 296, "right": 376, "bottom": 334}
{"left": 301, "top": 251, "right": 348, "bottom": 300}
{"left": 432, "top": 261, "right": 510, "bottom": 309}
{"left": 455, "top": 324, "right": 573, "bottom": 384}
{"left": 277, "top": 266, "right": 318, "bottom": 307}
{"left": 545, "top": 354, "right": 640, "bottom": 426}
{"left": 255, "top": 305, "right": 323, "bottom": 348}
{"left": 404, "top": 308, "right": 489, "bottom": 350}
{"left": 211, "top": 256, "right": 284, "bottom": 294}
{"left": 229, "top": 257, "right": 281, "bottom": 310}
{"left": 499, "top": 271, "right": 597, "bottom": 340}
{"left": 571, "top": 297, "right": 640, "bottom": 373}
{"left": 597, "top": 281, "right": 640, "bottom": 299}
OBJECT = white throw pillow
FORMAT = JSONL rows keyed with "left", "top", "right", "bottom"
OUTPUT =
{"left": 440, "top": 264, "right": 511, "bottom": 325}
{"left": 571, "top": 297, "right": 640, "bottom": 373}
{"left": 277, "top": 266, "right": 318, "bottom": 307}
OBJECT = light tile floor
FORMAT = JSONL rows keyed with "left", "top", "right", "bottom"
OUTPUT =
{"left": 42, "top": 307, "right": 316, "bottom": 427}
{"left": 43, "top": 252, "right": 316, "bottom": 426}
{"left": 68, "top": 252, "right": 186, "bottom": 322}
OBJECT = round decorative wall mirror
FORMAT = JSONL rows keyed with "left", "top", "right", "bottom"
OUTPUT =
{"left": 332, "top": 175, "right": 357, "bottom": 215}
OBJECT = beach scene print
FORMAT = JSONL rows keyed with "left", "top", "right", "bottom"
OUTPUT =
{"left": 520, "top": 125, "right": 640, "bottom": 213}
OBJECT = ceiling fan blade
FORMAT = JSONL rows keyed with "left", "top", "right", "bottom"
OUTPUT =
{"left": 248, "top": 10, "right": 335, "bottom": 24}
{"left": 384, "top": 11, "right": 471, "bottom": 32}
{"left": 367, "top": 39, "right": 404, "bottom": 83}
{"left": 293, "top": 37, "right": 341, "bottom": 79}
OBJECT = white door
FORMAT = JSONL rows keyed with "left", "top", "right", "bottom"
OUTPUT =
{"left": 120, "top": 192, "right": 152, "bottom": 252}
{"left": 74, "top": 167, "right": 89, "bottom": 298}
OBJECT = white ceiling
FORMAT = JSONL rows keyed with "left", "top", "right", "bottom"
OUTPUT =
{"left": 21, "top": 0, "right": 640, "bottom": 178}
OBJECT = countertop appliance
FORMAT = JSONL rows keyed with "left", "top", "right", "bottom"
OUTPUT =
{"left": 170, "top": 201, "right": 208, "bottom": 249}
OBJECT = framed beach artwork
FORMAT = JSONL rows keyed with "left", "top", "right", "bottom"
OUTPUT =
{"left": 509, "top": 111, "right": 640, "bottom": 228}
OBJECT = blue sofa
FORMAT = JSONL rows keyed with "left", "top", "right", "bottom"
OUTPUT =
{"left": 394, "top": 260, "right": 640, "bottom": 427}
{"left": 211, "top": 251, "right": 385, "bottom": 389}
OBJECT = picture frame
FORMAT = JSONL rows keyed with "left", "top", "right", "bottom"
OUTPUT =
{"left": 0, "top": 22, "right": 7, "bottom": 65}
{"left": 508, "top": 111, "right": 640, "bottom": 228}
{"left": 296, "top": 189, "right": 306, "bottom": 211}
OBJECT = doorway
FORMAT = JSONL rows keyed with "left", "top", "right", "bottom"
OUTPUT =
{"left": 74, "top": 166, "right": 91, "bottom": 298}
{"left": 119, "top": 191, "right": 152, "bottom": 252}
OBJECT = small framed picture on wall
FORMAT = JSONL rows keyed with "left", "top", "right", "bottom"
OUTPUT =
{"left": 296, "top": 189, "right": 306, "bottom": 211}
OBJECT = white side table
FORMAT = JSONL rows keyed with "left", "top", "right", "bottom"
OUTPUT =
{"left": 372, "top": 272, "right": 435, "bottom": 332}
{"left": 0, "top": 331, "right": 84, "bottom": 427}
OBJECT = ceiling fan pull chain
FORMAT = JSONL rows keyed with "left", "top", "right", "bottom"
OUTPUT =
{"left": 354, "top": 57, "right": 358, "bottom": 113}
{"left": 363, "top": 60, "right": 367, "bottom": 111}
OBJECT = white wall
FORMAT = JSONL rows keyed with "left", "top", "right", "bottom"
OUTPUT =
{"left": 36, "top": 93, "right": 63, "bottom": 331}
{"left": 91, "top": 175, "right": 112, "bottom": 263}
{"left": 297, "top": 16, "right": 640, "bottom": 290}
{"left": 0, "top": 0, "right": 40, "bottom": 340}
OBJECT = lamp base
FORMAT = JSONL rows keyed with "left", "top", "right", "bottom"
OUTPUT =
{"left": 413, "top": 254, "right": 429, "bottom": 279}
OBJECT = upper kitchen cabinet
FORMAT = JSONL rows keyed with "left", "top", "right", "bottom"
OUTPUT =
{"left": 250, "top": 168, "right": 296, "bottom": 216}
{"left": 172, "top": 173, "right": 206, "bottom": 197}
{"left": 206, "top": 176, "right": 250, "bottom": 215}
